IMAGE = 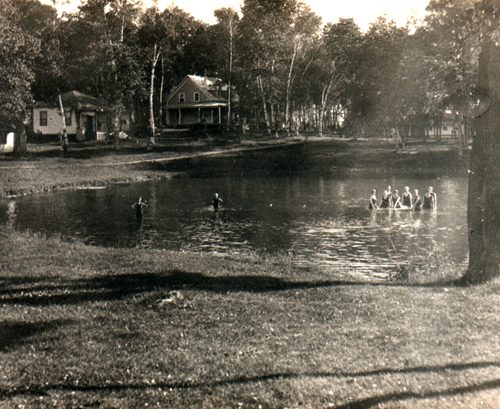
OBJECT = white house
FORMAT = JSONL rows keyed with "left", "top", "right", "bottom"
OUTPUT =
{"left": 31, "top": 91, "right": 110, "bottom": 141}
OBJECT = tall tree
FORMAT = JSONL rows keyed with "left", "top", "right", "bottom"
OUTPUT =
{"left": 424, "top": 0, "right": 481, "bottom": 154}
{"left": 0, "top": 0, "right": 41, "bottom": 154}
{"left": 459, "top": 0, "right": 500, "bottom": 284}
{"left": 137, "top": 5, "right": 202, "bottom": 140}
{"left": 213, "top": 8, "right": 239, "bottom": 131}
{"left": 354, "top": 18, "right": 408, "bottom": 138}
{"left": 315, "top": 18, "right": 362, "bottom": 136}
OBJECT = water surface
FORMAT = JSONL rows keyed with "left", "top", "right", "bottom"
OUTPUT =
{"left": 0, "top": 145, "right": 468, "bottom": 280}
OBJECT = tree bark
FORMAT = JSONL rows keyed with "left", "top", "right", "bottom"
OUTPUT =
{"left": 285, "top": 41, "right": 298, "bottom": 137}
{"left": 257, "top": 76, "right": 271, "bottom": 135}
{"left": 459, "top": 37, "right": 500, "bottom": 284}
{"left": 158, "top": 55, "right": 164, "bottom": 127}
{"left": 149, "top": 44, "right": 160, "bottom": 144}
{"left": 226, "top": 15, "right": 234, "bottom": 132}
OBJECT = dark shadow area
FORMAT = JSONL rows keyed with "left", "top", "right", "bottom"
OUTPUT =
{"left": 0, "top": 320, "right": 71, "bottom": 351}
{"left": 0, "top": 361, "right": 498, "bottom": 403}
{"left": 334, "top": 378, "right": 500, "bottom": 409}
{"left": 0, "top": 270, "right": 456, "bottom": 306}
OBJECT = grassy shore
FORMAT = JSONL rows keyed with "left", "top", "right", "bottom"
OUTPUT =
{"left": 1, "top": 232, "right": 499, "bottom": 408}
{"left": 0, "top": 138, "right": 305, "bottom": 198}
{"left": 0, "top": 137, "right": 467, "bottom": 198}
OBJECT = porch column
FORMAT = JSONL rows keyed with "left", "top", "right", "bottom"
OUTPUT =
{"left": 198, "top": 108, "right": 201, "bottom": 123}
{"left": 178, "top": 108, "right": 181, "bottom": 125}
{"left": 218, "top": 107, "right": 221, "bottom": 124}
{"left": 211, "top": 109, "right": 214, "bottom": 124}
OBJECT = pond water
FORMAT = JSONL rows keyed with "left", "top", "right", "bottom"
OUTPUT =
{"left": 0, "top": 144, "right": 468, "bottom": 280}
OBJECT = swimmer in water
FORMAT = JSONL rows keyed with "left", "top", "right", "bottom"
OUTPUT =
{"left": 423, "top": 186, "right": 437, "bottom": 209}
{"left": 132, "top": 196, "right": 147, "bottom": 218}
{"left": 392, "top": 189, "right": 401, "bottom": 208}
{"left": 402, "top": 186, "right": 412, "bottom": 208}
{"left": 369, "top": 189, "right": 379, "bottom": 210}
{"left": 212, "top": 192, "right": 223, "bottom": 210}
{"left": 380, "top": 185, "right": 393, "bottom": 208}
{"left": 413, "top": 189, "right": 422, "bottom": 211}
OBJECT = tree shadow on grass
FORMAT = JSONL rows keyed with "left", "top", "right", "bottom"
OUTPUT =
{"left": 0, "top": 361, "right": 499, "bottom": 405}
{"left": 0, "top": 270, "right": 458, "bottom": 306}
{"left": 333, "top": 379, "right": 500, "bottom": 409}
{"left": 0, "top": 320, "right": 72, "bottom": 351}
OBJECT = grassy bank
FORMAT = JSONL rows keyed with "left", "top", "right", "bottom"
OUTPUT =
{"left": 1, "top": 232, "right": 499, "bottom": 408}
{"left": 0, "top": 138, "right": 467, "bottom": 198}
{"left": 0, "top": 138, "right": 304, "bottom": 198}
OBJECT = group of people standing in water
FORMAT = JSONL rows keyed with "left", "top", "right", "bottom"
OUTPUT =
{"left": 369, "top": 185, "right": 437, "bottom": 211}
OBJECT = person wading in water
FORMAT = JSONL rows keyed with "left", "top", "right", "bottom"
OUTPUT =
{"left": 212, "top": 192, "right": 223, "bottom": 211}
{"left": 413, "top": 189, "right": 422, "bottom": 211}
{"left": 369, "top": 189, "right": 379, "bottom": 210}
{"left": 402, "top": 186, "right": 412, "bottom": 208}
{"left": 132, "top": 197, "right": 147, "bottom": 219}
{"left": 380, "top": 185, "right": 393, "bottom": 208}
{"left": 423, "top": 186, "right": 437, "bottom": 209}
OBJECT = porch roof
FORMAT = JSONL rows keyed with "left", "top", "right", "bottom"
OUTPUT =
{"left": 167, "top": 102, "right": 228, "bottom": 109}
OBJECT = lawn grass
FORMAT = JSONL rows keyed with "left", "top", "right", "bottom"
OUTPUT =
{"left": 1, "top": 231, "right": 499, "bottom": 408}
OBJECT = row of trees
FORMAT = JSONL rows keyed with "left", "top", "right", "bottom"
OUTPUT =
{"left": 0, "top": 0, "right": 490, "bottom": 144}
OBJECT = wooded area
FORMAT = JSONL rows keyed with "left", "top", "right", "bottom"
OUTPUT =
{"left": 0, "top": 0, "right": 489, "bottom": 140}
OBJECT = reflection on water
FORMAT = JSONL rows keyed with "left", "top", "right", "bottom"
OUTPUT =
{"left": 0, "top": 178, "right": 467, "bottom": 281}
{"left": 0, "top": 147, "right": 468, "bottom": 281}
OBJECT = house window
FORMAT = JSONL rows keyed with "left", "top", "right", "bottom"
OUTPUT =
{"left": 39, "top": 111, "right": 48, "bottom": 126}
{"left": 179, "top": 92, "right": 185, "bottom": 103}
{"left": 193, "top": 92, "right": 200, "bottom": 102}
{"left": 65, "top": 111, "right": 72, "bottom": 126}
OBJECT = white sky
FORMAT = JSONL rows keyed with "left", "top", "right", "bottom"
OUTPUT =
{"left": 47, "top": 0, "right": 430, "bottom": 30}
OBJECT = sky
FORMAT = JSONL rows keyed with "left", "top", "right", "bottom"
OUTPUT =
{"left": 47, "top": 0, "right": 430, "bottom": 30}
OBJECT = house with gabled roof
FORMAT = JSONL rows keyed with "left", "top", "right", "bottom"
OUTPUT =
{"left": 31, "top": 90, "right": 111, "bottom": 141}
{"left": 166, "top": 75, "right": 228, "bottom": 127}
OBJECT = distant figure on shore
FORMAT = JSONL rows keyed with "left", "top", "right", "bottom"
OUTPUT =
{"left": 132, "top": 196, "right": 147, "bottom": 218}
{"left": 402, "top": 186, "right": 412, "bottom": 208}
{"left": 423, "top": 186, "right": 437, "bottom": 210}
{"left": 212, "top": 192, "right": 223, "bottom": 211}
{"left": 369, "top": 189, "right": 379, "bottom": 210}
{"left": 392, "top": 189, "right": 401, "bottom": 208}
{"left": 380, "top": 185, "right": 393, "bottom": 208}
{"left": 60, "top": 129, "right": 69, "bottom": 155}
{"left": 413, "top": 189, "right": 422, "bottom": 211}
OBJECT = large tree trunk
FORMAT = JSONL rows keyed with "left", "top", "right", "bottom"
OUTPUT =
{"left": 13, "top": 118, "right": 27, "bottom": 156}
{"left": 459, "top": 37, "right": 500, "bottom": 284}
{"left": 285, "top": 41, "right": 298, "bottom": 137}
{"left": 158, "top": 55, "right": 164, "bottom": 127}
{"left": 149, "top": 45, "right": 160, "bottom": 145}
{"left": 257, "top": 76, "right": 271, "bottom": 135}
{"left": 226, "top": 16, "right": 234, "bottom": 132}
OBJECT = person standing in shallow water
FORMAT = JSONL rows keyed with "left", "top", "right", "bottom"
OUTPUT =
{"left": 212, "top": 192, "right": 223, "bottom": 211}
{"left": 402, "top": 186, "right": 412, "bottom": 208}
{"left": 423, "top": 186, "right": 437, "bottom": 209}
{"left": 392, "top": 189, "right": 402, "bottom": 208}
{"left": 132, "top": 197, "right": 147, "bottom": 218}
{"left": 413, "top": 189, "right": 422, "bottom": 211}
{"left": 380, "top": 185, "right": 393, "bottom": 208}
{"left": 369, "top": 189, "right": 379, "bottom": 210}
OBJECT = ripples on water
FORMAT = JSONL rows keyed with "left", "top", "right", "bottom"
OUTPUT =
{"left": 0, "top": 148, "right": 468, "bottom": 281}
